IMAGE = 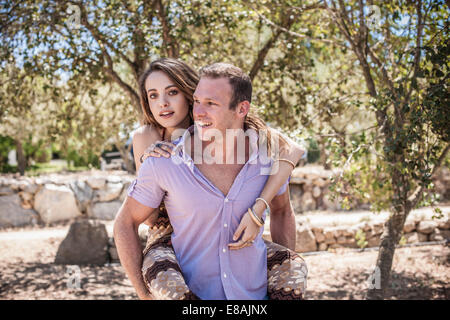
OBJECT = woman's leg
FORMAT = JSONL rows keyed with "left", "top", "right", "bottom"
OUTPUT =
{"left": 265, "top": 240, "right": 308, "bottom": 300}
{"left": 142, "top": 211, "right": 307, "bottom": 300}
{"left": 141, "top": 209, "right": 199, "bottom": 300}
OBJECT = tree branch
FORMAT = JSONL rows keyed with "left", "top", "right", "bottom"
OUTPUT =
{"left": 407, "top": 142, "right": 450, "bottom": 210}
{"left": 155, "top": 0, "right": 179, "bottom": 58}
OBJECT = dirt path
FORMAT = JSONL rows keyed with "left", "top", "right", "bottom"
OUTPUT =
{"left": 0, "top": 223, "right": 448, "bottom": 300}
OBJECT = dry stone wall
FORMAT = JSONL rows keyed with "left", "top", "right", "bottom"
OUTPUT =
{"left": 0, "top": 170, "right": 134, "bottom": 228}
{"left": 289, "top": 165, "right": 450, "bottom": 212}
{"left": 1, "top": 168, "right": 449, "bottom": 258}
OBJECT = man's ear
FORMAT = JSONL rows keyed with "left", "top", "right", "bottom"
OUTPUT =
{"left": 236, "top": 101, "right": 250, "bottom": 119}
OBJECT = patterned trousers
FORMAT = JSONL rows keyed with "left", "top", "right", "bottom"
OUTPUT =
{"left": 141, "top": 209, "right": 308, "bottom": 300}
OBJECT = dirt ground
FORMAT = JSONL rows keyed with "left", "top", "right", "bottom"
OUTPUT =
{"left": 0, "top": 223, "right": 448, "bottom": 300}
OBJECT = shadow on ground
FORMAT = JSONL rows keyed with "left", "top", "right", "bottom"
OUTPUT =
{"left": 0, "top": 262, "right": 137, "bottom": 300}
{"left": 306, "top": 251, "right": 449, "bottom": 300}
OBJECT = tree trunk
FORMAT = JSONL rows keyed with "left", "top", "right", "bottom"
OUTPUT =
{"left": 366, "top": 209, "right": 408, "bottom": 299}
{"left": 15, "top": 139, "right": 26, "bottom": 175}
{"left": 115, "top": 142, "right": 135, "bottom": 174}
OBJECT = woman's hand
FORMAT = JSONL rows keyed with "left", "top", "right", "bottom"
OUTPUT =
{"left": 228, "top": 211, "right": 262, "bottom": 250}
{"left": 140, "top": 140, "right": 176, "bottom": 163}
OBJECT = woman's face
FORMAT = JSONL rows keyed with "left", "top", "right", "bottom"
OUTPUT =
{"left": 145, "top": 70, "right": 190, "bottom": 130}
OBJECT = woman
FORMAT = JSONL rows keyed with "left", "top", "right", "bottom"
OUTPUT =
{"left": 133, "top": 58, "right": 307, "bottom": 300}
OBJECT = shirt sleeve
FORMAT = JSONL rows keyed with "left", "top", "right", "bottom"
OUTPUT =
{"left": 127, "top": 158, "right": 164, "bottom": 209}
{"left": 275, "top": 176, "right": 290, "bottom": 196}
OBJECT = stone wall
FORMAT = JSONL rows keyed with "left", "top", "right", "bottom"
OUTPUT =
{"left": 262, "top": 210, "right": 450, "bottom": 253}
{"left": 1, "top": 167, "right": 449, "bottom": 254}
{"left": 0, "top": 171, "right": 134, "bottom": 228}
{"left": 105, "top": 210, "right": 450, "bottom": 262}
{"left": 289, "top": 165, "right": 450, "bottom": 212}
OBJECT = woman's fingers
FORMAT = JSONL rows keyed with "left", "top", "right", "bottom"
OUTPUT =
{"left": 142, "top": 141, "right": 176, "bottom": 159}
{"left": 232, "top": 222, "right": 245, "bottom": 241}
{"left": 152, "top": 145, "right": 171, "bottom": 158}
{"left": 228, "top": 237, "right": 255, "bottom": 250}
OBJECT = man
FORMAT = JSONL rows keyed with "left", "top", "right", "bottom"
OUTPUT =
{"left": 114, "top": 63, "right": 298, "bottom": 300}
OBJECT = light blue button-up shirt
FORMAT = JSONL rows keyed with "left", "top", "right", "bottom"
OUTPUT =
{"left": 128, "top": 126, "right": 288, "bottom": 300}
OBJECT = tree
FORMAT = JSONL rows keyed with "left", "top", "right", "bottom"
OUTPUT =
{"left": 0, "top": 63, "right": 59, "bottom": 175}
{"left": 1, "top": 0, "right": 323, "bottom": 168}
{"left": 307, "top": 0, "right": 449, "bottom": 299}
{"left": 248, "top": 0, "right": 449, "bottom": 298}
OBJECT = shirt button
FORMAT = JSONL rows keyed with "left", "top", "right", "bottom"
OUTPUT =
{"left": 223, "top": 273, "right": 227, "bottom": 278}
{"left": 224, "top": 198, "right": 229, "bottom": 202}
{"left": 222, "top": 248, "right": 226, "bottom": 253}
{"left": 224, "top": 223, "right": 228, "bottom": 228}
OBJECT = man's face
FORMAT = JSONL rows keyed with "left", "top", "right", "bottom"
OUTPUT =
{"left": 193, "top": 77, "right": 242, "bottom": 141}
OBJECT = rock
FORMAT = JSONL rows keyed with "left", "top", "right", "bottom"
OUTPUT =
{"left": 34, "top": 184, "right": 82, "bottom": 223}
{"left": 355, "top": 222, "right": 371, "bottom": 232}
{"left": 342, "top": 229, "right": 354, "bottom": 237}
{"left": 312, "top": 228, "right": 325, "bottom": 243}
{"left": 437, "top": 217, "right": 450, "bottom": 230}
{"left": 302, "top": 182, "right": 313, "bottom": 193}
{"left": 367, "top": 235, "right": 381, "bottom": 247}
{"left": 94, "top": 183, "right": 123, "bottom": 202}
{"left": 370, "top": 222, "right": 384, "bottom": 235}
{"left": 323, "top": 228, "right": 336, "bottom": 245}
{"left": 54, "top": 219, "right": 109, "bottom": 265}
{"left": 318, "top": 242, "right": 328, "bottom": 251}
{"left": 90, "top": 201, "right": 122, "bottom": 220}
{"left": 301, "top": 192, "right": 316, "bottom": 211}
{"left": 417, "top": 232, "right": 429, "bottom": 242}
{"left": 416, "top": 221, "right": 438, "bottom": 234}
{"left": 313, "top": 178, "right": 327, "bottom": 188}
{"left": 23, "top": 183, "right": 39, "bottom": 195}
{"left": 69, "top": 180, "right": 93, "bottom": 213}
{"left": 107, "top": 176, "right": 124, "bottom": 183}
{"left": 403, "top": 220, "right": 416, "bottom": 233}
{"left": 295, "top": 225, "right": 317, "bottom": 253}
{"left": 109, "top": 246, "right": 119, "bottom": 261}
{"left": 322, "top": 193, "right": 341, "bottom": 211}
{"left": 119, "top": 181, "right": 132, "bottom": 202}
{"left": 19, "top": 191, "right": 33, "bottom": 203}
{"left": 404, "top": 232, "right": 418, "bottom": 244}
{"left": 336, "top": 236, "right": 347, "bottom": 245}
{"left": 430, "top": 229, "right": 450, "bottom": 241}
{"left": 0, "top": 194, "right": 37, "bottom": 228}
{"left": 86, "top": 177, "right": 106, "bottom": 190}
{"left": 312, "top": 186, "right": 321, "bottom": 198}
{"left": 332, "top": 227, "right": 345, "bottom": 238}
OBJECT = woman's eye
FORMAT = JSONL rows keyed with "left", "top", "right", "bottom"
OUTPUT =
{"left": 149, "top": 93, "right": 157, "bottom": 99}
{"left": 208, "top": 102, "right": 216, "bottom": 106}
{"left": 169, "top": 89, "right": 178, "bottom": 95}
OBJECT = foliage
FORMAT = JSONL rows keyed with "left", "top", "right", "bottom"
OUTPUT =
{"left": 355, "top": 229, "right": 368, "bottom": 249}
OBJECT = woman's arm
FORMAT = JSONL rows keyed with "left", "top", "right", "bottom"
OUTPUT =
{"left": 253, "top": 128, "right": 306, "bottom": 217}
{"left": 229, "top": 128, "right": 306, "bottom": 250}
{"left": 132, "top": 125, "right": 164, "bottom": 227}
{"left": 132, "top": 125, "right": 163, "bottom": 173}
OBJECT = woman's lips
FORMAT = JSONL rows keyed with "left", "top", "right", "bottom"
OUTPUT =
{"left": 159, "top": 111, "right": 174, "bottom": 119}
